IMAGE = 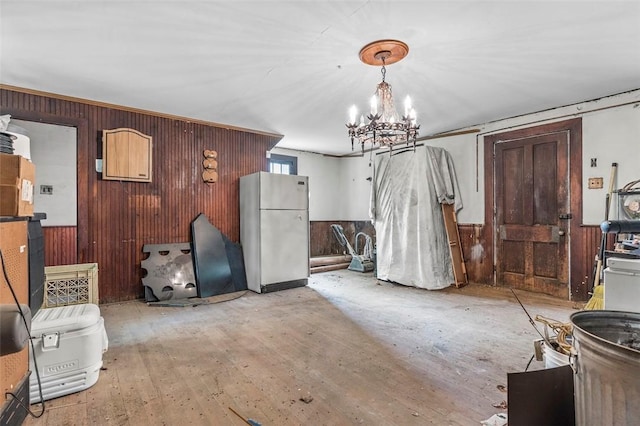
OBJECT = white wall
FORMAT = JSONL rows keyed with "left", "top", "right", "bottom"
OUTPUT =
{"left": 416, "top": 133, "right": 481, "bottom": 224}
{"left": 581, "top": 105, "right": 640, "bottom": 223}
{"left": 13, "top": 119, "right": 77, "bottom": 226}
{"left": 270, "top": 147, "right": 343, "bottom": 221}
{"left": 271, "top": 147, "right": 375, "bottom": 221}
{"left": 337, "top": 155, "right": 375, "bottom": 220}
{"left": 275, "top": 89, "right": 640, "bottom": 225}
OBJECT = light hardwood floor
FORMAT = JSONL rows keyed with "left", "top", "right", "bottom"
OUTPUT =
{"left": 23, "top": 271, "right": 580, "bottom": 425}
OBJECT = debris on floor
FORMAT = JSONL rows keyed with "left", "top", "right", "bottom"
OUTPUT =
{"left": 480, "top": 413, "right": 507, "bottom": 426}
{"left": 491, "top": 400, "right": 507, "bottom": 409}
{"left": 228, "top": 406, "right": 262, "bottom": 426}
{"left": 299, "top": 395, "right": 313, "bottom": 404}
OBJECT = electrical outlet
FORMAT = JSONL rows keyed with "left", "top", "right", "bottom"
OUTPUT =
{"left": 588, "top": 177, "right": 603, "bottom": 189}
{"left": 40, "top": 185, "right": 53, "bottom": 195}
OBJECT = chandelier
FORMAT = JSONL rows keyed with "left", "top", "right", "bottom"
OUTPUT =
{"left": 346, "top": 40, "right": 419, "bottom": 152}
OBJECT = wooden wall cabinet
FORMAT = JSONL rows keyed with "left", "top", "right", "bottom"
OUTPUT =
{"left": 102, "top": 128, "right": 152, "bottom": 182}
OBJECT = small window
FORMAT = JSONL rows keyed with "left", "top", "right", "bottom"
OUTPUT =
{"left": 269, "top": 154, "right": 297, "bottom": 175}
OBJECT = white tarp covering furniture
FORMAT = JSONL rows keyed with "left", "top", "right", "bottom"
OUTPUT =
{"left": 369, "top": 145, "right": 462, "bottom": 290}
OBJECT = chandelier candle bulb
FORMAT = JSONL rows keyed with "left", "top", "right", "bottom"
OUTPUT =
{"left": 349, "top": 105, "right": 357, "bottom": 125}
{"left": 404, "top": 96, "right": 412, "bottom": 117}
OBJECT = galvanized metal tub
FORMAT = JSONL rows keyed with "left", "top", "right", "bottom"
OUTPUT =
{"left": 571, "top": 310, "right": 640, "bottom": 426}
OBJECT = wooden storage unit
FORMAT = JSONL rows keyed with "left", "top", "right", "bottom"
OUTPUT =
{"left": 0, "top": 217, "right": 30, "bottom": 424}
{"left": 102, "top": 128, "right": 152, "bottom": 182}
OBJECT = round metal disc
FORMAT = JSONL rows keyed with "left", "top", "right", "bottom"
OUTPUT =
{"left": 359, "top": 40, "right": 409, "bottom": 66}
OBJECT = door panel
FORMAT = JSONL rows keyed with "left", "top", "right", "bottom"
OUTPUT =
{"left": 260, "top": 209, "right": 309, "bottom": 285}
{"left": 259, "top": 173, "right": 309, "bottom": 210}
{"left": 495, "top": 132, "right": 569, "bottom": 297}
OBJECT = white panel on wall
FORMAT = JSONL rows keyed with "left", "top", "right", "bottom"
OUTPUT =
{"left": 581, "top": 105, "right": 640, "bottom": 224}
{"left": 337, "top": 155, "right": 373, "bottom": 221}
{"left": 420, "top": 133, "right": 483, "bottom": 224}
{"left": 13, "top": 119, "right": 77, "bottom": 226}
{"left": 270, "top": 147, "right": 342, "bottom": 221}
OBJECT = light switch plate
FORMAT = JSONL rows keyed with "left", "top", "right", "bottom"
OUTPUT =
{"left": 588, "top": 177, "right": 603, "bottom": 189}
{"left": 96, "top": 159, "right": 103, "bottom": 172}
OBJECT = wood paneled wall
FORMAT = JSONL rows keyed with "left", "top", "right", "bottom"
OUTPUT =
{"left": 2, "top": 87, "right": 281, "bottom": 302}
{"left": 457, "top": 224, "right": 493, "bottom": 285}
{"left": 580, "top": 225, "right": 608, "bottom": 291}
{"left": 42, "top": 226, "right": 77, "bottom": 266}
{"left": 457, "top": 223, "right": 602, "bottom": 300}
{"left": 310, "top": 221, "right": 376, "bottom": 258}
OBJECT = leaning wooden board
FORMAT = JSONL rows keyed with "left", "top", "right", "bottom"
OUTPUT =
{"left": 441, "top": 203, "right": 468, "bottom": 287}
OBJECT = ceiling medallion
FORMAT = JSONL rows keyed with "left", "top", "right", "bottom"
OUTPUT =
{"left": 346, "top": 39, "right": 419, "bottom": 153}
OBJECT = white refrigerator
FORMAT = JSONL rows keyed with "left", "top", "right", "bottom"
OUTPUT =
{"left": 240, "top": 171, "right": 310, "bottom": 293}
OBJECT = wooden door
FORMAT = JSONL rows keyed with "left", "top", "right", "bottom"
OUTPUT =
{"left": 494, "top": 132, "right": 570, "bottom": 297}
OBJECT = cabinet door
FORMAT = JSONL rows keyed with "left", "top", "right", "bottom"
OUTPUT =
{"left": 260, "top": 209, "right": 309, "bottom": 285}
{"left": 102, "top": 128, "right": 152, "bottom": 182}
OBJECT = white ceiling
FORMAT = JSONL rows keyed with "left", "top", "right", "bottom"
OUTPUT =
{"left": 2, "top": 1, "right": 639, "bottom": 155}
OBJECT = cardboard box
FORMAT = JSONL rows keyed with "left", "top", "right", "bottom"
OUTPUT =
{"left": 0, "top": 153, "right": 35, "bottom": 217}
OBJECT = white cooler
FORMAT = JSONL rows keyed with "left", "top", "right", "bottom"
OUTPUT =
{"left": 604, "top": 257, "right": 640, "bottom": 313}
{"left": 29, "top": 304, "right": 108, "bottom": 403}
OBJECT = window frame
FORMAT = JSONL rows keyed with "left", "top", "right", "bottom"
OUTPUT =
{"left": 268, "top": 153, "right": 298, "bottom": 175}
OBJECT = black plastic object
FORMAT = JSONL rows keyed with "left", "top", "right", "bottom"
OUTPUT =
{"left": 507, "top": 365, "right": 575, "bottom": 426}
{"left": 0, "top": 374, "right": 29, "bottom": 426}
{"left": 0, "top": 304, "right": 31, "bottom": 356}
{"left": 601, "top": 220, "right": 640, "bottom": 234}
{"left": 191, "top": 214, "right": 236, "bottom": 297}
{"left": 28, "top": 213, "right": 46, "bottom": 316}
{"left": 141, "top": 243, "right": 198, "bottom": 302}
{"left": 223, "top": 235, "right": 248, "bottom": 294}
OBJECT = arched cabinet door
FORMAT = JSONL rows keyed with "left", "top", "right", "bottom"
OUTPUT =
{"left": 102, "top": 128, "right": 152, "bottom": 182}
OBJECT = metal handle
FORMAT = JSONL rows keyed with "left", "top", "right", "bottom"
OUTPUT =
{"left": 558, "top": 229, "right": 565, "bottom": 236}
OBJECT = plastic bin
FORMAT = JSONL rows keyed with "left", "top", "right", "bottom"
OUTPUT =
{"left": 43, "top": 263, "right": 98, "bottom": 308}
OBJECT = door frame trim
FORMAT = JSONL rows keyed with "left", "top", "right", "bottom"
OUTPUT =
{"left": 484, "top": 118, "right": 584, "bottom": 300}
{"left": 2, "top": 107, "right": 89, "bottom": 265}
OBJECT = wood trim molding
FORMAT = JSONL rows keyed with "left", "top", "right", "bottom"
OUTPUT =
{"left": 0, "top": 84, "right": 284, "bottom": 140}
